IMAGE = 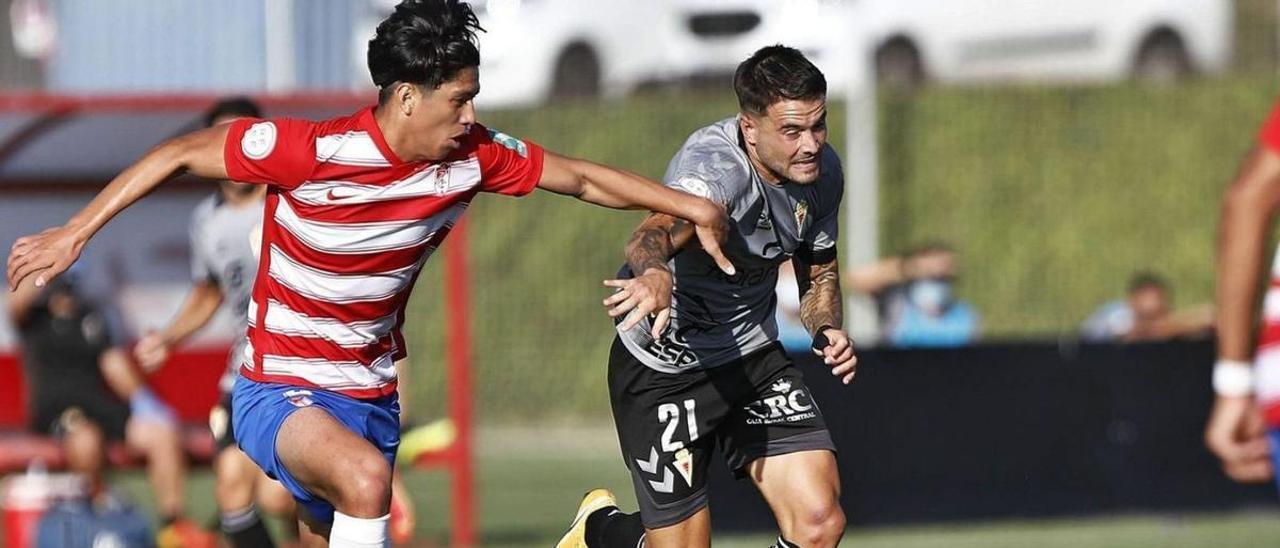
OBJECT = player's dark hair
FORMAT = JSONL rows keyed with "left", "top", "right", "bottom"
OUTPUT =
{"left": 203, "top": 97, "right": 261, "bottom": 127}
{"left": 367, "top": 0, "right": 483, "bottom": 104}
{"left": 1128, "top": 271, "right": 1168, "bottom": 294}
{"left": 734, "top": 45, "right": 826, "bottom": 115}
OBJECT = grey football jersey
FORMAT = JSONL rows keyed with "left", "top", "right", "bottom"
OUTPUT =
{"left": 616, "top": 117, "right": 844, "bottom": 373}
{"left": 189, "top": 193, "right": 262, "bottom": 392}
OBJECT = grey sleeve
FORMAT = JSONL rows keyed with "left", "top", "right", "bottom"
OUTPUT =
{"left": 662, "top": 143, "right": 751, "bottom": 213}
{"left": 801, "top": 150, "right": 844, "bottom": 261}
{"left": 808, "top": 204, "right": 839, "bottom": 254}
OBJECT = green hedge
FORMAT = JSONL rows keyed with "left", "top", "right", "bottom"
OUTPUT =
{"left": 402, "top": 76, "right": 1279, "bottom": 423}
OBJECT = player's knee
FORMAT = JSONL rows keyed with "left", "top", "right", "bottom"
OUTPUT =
{"left": 792, "top": 501, "right": 845, "bottom": 547}
{"left": 334, "top": 451, "right": 391, "bottom": 515}
{"left": 213, "top": 466, "right": 255, "bottom": 512}
{"left": 128, "top": 418, "right": 178, "bottom": 449}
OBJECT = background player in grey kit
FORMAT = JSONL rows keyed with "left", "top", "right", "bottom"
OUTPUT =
{"left": 559, "top": 45, "right": 855, "bottom": 548}
{"left": 134, "top": 98, "right": 296, "bottom": 547}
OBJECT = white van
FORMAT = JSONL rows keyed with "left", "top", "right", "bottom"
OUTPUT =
{"left": 670, "top": 0, "right": 1233, "bottom": 90}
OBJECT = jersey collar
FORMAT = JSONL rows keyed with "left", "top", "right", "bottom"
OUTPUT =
{"left": 359, "top": 107, "right": 406, "bottom": 166}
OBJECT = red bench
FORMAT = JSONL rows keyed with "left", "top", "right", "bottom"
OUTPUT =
{"left": 0, "top": 348, "right": 231, "bottom": 473}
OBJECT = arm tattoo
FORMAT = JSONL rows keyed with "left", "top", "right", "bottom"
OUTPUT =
{"left": 796, "top": 258, "right": 843, "bottom": 335}
{"left": 626, "top": 216, "right": 690, "bottom": 274}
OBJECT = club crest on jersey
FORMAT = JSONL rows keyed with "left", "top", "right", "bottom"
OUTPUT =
{"left": 434, "top": 163, "right": 451, "bottom": 194}
{"left": 241, "top": 121, "right": 277, "bottom": 160}
{"left": 283, "top": 389, "right": 314, "bottom": 408}
{"left": 794, "top": 200, "right": 810, "bottom": 230}
{"left": 487, "top": 128, "right": 528, "bottom": 158}
{"left": 771, "top": 379, "right": 792, "bottom": 393}
{"left": 675, "top": 176, "right": 712, "bottom": 200}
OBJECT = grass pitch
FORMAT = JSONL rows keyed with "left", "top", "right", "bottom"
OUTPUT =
{"left": 94, "top": 426, "right": 1280, "bottom": 547}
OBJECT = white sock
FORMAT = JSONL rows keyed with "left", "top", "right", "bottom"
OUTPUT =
{"left": 218, "top": 505, "right": 259, "bottom": 533}
{"left": 329, "top": 512, "right": 389, "bottom": 548}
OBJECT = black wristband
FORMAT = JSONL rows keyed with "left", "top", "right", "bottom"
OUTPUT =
{"left": 811, "top": 325, "right": 836, "bottom": 350}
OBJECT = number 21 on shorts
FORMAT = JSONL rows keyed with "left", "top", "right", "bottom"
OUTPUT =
{"left": 658, "top": 399, "right": 698, "bottom": 452}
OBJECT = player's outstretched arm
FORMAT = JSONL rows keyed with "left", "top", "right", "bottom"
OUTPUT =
{"left": 537, "top": 151, "right": 735, "bottom": 276}
{"left": 7, "top": 125, "right": 233, "bottom": 291}
{"left": 1206, "top": 146, "right": 1280, "bottom": 482}
{"left": 135, "top": 281, "right": 224, "bottom": 371}
{"left": 795, "top": 253, "right": 857, "bottom": 384}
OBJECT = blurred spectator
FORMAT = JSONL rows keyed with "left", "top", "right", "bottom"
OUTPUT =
{"left": 6, "top": 271, "right": 215, "bottom": 546}
{"left": 847, "top": 242, "right": 980, "bottom": 348}
{"left": 774, "top": 260, "right": 813, "bottom": 352}
{"left": 1081, "top": 271, "right": 1213, "bottom": 342}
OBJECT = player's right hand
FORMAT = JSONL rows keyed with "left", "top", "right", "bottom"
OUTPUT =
{"left": 134, "top": 331, "right": 173, "bottom": 372}
{"left": 7, "top": 225, "right": 84, "bottom": 291}
{"left": 603, "top": 267, "right": 674, "bottom": 339}
{"left": 1205, "top": 395, "right": 1274, "bottom": 483}
{"left": 814, "top": 328, "right": 858, "bottom": 384}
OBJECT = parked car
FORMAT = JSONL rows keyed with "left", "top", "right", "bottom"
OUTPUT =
{"left": 670, "top": 0, "right": 1232, "bottom": 90}
{"left": 354, "top": 0, "right": 674, "bottom": 108}
{"left": 662, "top": 0, "right": 860, "bottom": 92}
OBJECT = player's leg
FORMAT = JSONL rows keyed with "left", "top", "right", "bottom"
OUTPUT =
{"left": 124, "top": 411, "right": 187, "bottom": 521}
{"left": 296, "top": 505, "right": 332, "bottom": 548}
{"left": 644, "top": 508, "right": 710, "bottom": 547}
{"left": 211, "top": 396, "right": 277, "bottom": 548}
{"left": 567, "top": 339, "right": 727, "bottom": 548}
{"left": 721, "top": 344, "right": 843, "bottom": 547}
{"left": 232, "top": 379, "right": 399, "bottom": 547}
{"left": 746, "top": 450, "right": 844, "bottom": 547}
{"left": 256, "top": 471, "right": 298, "bottom": 518}
{"left": 275, "top": 407, "right": 392, "bottom": 543}
{"left": 215, "top": 446, "right": 276, "bottom": 548}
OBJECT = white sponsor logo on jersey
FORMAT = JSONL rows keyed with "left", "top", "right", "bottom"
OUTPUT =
{"left": 242, "top": 121, "right": 277, "bottom": 160}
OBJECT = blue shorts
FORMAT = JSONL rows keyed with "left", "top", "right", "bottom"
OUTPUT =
{"left": 230, "top": 377, "right": 400, "bottom": 522}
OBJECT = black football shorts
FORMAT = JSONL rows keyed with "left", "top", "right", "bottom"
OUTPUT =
{"left": 607, "top": 339, "right": 835, "bottom": 528}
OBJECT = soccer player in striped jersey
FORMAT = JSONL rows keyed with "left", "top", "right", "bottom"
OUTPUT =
{"left": 1204, "top": 100, "right": 1280, "bottom": 486}
{"left": 6, "top": 1, "right": 733, "bottom": 545}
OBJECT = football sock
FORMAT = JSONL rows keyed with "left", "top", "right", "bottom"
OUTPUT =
{"left": 586, "top": 507, "right": 646, "bottom": 548}
{"left": 330, "top": 512, "right": 389, "bottom": 548}
{"left": 220, "top": 505, "right": 275, "bottom": 548}
{"left": 771, "top": 535, "right": 801, "bottom": 548}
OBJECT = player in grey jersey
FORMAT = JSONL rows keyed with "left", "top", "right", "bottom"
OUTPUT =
{"left": 559, "top": 46, "right": 856, "bottom": 548}
{"left": 134, "top": 98, "right": 295, "bottom": 548}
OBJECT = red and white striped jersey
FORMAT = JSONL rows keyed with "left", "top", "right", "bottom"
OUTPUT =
{"left": 1254, "top": 101, "right": 1280, "bottom": 425}
{"left": 223, "top": 107, "right": 544, "bottom": 399}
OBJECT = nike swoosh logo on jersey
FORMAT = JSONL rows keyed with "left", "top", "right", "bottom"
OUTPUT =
{"left": 327, "top": 189, "right": 357, "bottom": 201}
